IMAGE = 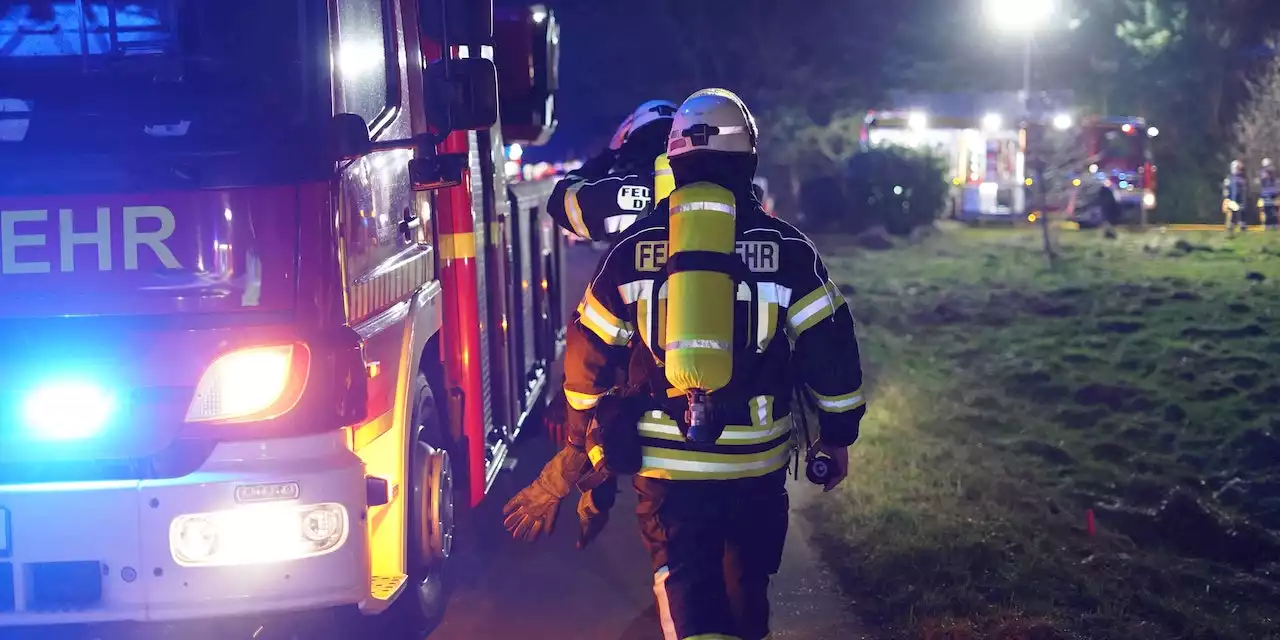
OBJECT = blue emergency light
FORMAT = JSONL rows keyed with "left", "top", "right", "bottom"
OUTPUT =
{"left": 20, "top": 381, "right": 116, "bottom": 441}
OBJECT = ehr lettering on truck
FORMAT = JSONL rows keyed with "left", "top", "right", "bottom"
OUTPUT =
{"left": 0, "top": 0, "right": 564, "bottom": 635}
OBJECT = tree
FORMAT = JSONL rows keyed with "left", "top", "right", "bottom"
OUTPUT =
{"left": 535, "top": 0, "right": 910, "bottom": 213}
{"left": 1101, "top": 0, "right": 1280, "bottom": 221}
{"left": 1234, "top": 57, "right": 1280, "bottom": 173}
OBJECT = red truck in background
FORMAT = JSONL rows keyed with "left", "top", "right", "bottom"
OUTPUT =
{"left": 0, "top": 0, "right": 564, "bottom": 636}
{"left": 1079, "top": 115, "right": 1159, "bottom": 218}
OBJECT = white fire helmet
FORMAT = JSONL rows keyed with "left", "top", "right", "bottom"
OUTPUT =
{"left": 608, "top": 100, "right": 678, "bottom": 150}
{"left": 666, "top": 88, "right": 758, "bottom": 159}
{"left": 1263, "top": 158, "right": 1274, "bottom": 169}
{"left": 1231, "top": 159, "right": 1243, "bottom": 173}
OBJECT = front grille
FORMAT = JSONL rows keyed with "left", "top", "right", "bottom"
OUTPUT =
{"left": 0, "top": 561, "right": 103, "bottom": 613}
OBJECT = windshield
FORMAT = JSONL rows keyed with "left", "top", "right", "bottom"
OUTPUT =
{"left": 0, "top": 1, "right": 319, "bottom": 157}
{"left": 1095, "top": 127, "right": 1146, "bottom": 170}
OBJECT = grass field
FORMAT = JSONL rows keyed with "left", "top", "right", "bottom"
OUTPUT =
{"left": 809, "top": 227, "right": 1280, "bottom": 639}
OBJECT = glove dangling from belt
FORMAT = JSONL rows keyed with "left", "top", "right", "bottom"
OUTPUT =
{"left": 576, "top": 393, "right": 648, "bottom": 491}
{"left": 575, "top": 474, "right": 618, "bottom": 550}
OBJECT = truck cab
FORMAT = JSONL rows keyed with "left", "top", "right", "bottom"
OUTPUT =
{"left": 0, "top": 0, "right": 563, "bottom": 635}
{"left": 1081, "top": 116, "right": 1158, "bottom": 220}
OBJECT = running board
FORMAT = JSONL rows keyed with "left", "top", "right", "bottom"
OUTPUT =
{"left": 360, "top": 574, "right": 408, "bottom": 615}
{"left": 484, "top": 439, "right": 509, "bottom": 494}
{"left": 509, "top": 362, "right": 549, "bottom": 442}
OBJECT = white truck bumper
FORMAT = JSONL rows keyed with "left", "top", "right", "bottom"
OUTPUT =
{"left": 0, "top": 430, "right": 370, "bottom": 626}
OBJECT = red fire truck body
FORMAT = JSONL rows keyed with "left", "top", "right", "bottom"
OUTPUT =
{"left": 0, "top": 0, "right": 563, "bottom": 634}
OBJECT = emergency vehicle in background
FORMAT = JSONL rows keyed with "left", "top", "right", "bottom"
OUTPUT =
{"left": 861, "top": 107, "right": 1158, "bottom": 225}
{"left": 0, "top": 0, "right": 564, "bottom": 635}
{"left": 1077, "top": 115, "right": 1159, "bottom": 224}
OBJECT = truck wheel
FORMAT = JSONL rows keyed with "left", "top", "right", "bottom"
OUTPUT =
{"left": 387, "top": 373, "right": 455, "bottom": 635}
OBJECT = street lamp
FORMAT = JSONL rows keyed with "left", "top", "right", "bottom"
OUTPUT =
{"left": 985, "top": 0, "right": 1055, "bottom": 32}
{"left": 986, "top": 0, "right": 1058, "bottom": 256}
{"left": 985, "top": 0, "right": 1056, "bottom": 115}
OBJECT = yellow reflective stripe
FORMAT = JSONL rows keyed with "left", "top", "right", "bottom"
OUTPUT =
{"left": 637, "top": 296, "right": 653, "bottom": 351}
{"left": 438, "top": 231, "right": 476, "bottom": 261}
{"left": 637, "top": 442, "right": 791, "bottom": 481}
{"left": 787, "top": 280, "right": 846, "bottom": 337}
{"left": 637, "top": 420, "right": 685, "bottom": 442}
{"left": 565, "top": 388, "right": 604, "bottom": 411}
{"left": 749, "top": 395, "right": 774, "bottom": 428}
{"left": 720, "top": 418, "right": 791, "bottom": 445}
{"left": 580, "top": 290, "right": 634, "bottom": 346}
{"left": 564, "top": 181, "right": 592, "bottom": 239}
{"left": 637, "top": 416, "right": 791, "bottom": 446}
{"left": 808, "top": 387, "right": 866, "bottom": 413}
{"left": 588, "top": 445, "right": 605, "bottom": 467}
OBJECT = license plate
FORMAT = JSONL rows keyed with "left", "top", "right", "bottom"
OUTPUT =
{"left": 0, "top": 508, "right": 8, "bottom": 557}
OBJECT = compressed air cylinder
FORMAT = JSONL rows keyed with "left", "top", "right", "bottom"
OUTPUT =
{"left": 664, "top": 182, "right": 737, "bottom": 396}
{"left": 654, "top": 153, "right": 675, "bottom": 203}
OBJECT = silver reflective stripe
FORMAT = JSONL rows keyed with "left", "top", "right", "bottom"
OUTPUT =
{"left": 604, "top": 214, "right": 638, "bottom": 233}
{"left": 670, "top": 201, "right": 735, "bottom": 216}
{"left": 816, "top": 394, "right": 864, "bottom": 410}
{"left": 664, "top": 339, "right": 731, "bottom": 351}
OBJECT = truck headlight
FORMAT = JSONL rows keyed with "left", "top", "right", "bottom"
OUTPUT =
{"left": 170, "top": 502, "right": 348, "bottom": 567}
{"left": 185, "top": 344, "right": 310, "bottom": 423}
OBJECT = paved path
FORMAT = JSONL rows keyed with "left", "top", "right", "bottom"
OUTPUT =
{"left": 429, "top": 243, "right": 873, "bottom": 640}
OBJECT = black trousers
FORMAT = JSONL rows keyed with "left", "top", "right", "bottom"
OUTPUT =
{"left": 633, "top": 470, "right": 790, "bottom": 640}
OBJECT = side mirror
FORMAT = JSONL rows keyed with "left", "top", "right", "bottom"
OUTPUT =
{"left": 495, "top": 4, "right": 559, "bottom": 146}
{"left": 424, "top": 57, "right": 499, "bottom": 134}
{"left": 331, "top": 113, "right": 374, "bottom": 161}
{"left": 420, "top": 0, "right": 494, "bottom": 45}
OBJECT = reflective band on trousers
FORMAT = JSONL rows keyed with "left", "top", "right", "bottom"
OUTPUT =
{"left": 670, "top": 201, "right": 736, "bottom": 216}
{"left": 664, "top": 339, "right": 731, "bottom": 351}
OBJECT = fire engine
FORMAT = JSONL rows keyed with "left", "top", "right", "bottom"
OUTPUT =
{"left": 0, "top": 0, "right": 564, "bottom": 636}
{"left": 862, "top": 108, "right": 1158, "bottom": 225}
{"left": 1077, "top": 115, "right": 1159, "bottom": 223}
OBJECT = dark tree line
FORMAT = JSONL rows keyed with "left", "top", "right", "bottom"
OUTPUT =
{"left": 526, "top": 0, "right": 1280, "bottom": 222}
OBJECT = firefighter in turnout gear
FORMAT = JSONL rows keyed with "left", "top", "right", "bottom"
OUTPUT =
{"left": 560, "top": 89, "right": 866, "bottom": 640}
{"left": 1223, "top": 159, "right": 1250, "bottom": 232}
{"left": 548, "top": 99, "right": 677, "bottom": 243}
{"left": 506, "top": 100, "right": 677, "bottom": 550}
{"left": 1260, "top": 158, "right": 1278, "bottom": 230}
